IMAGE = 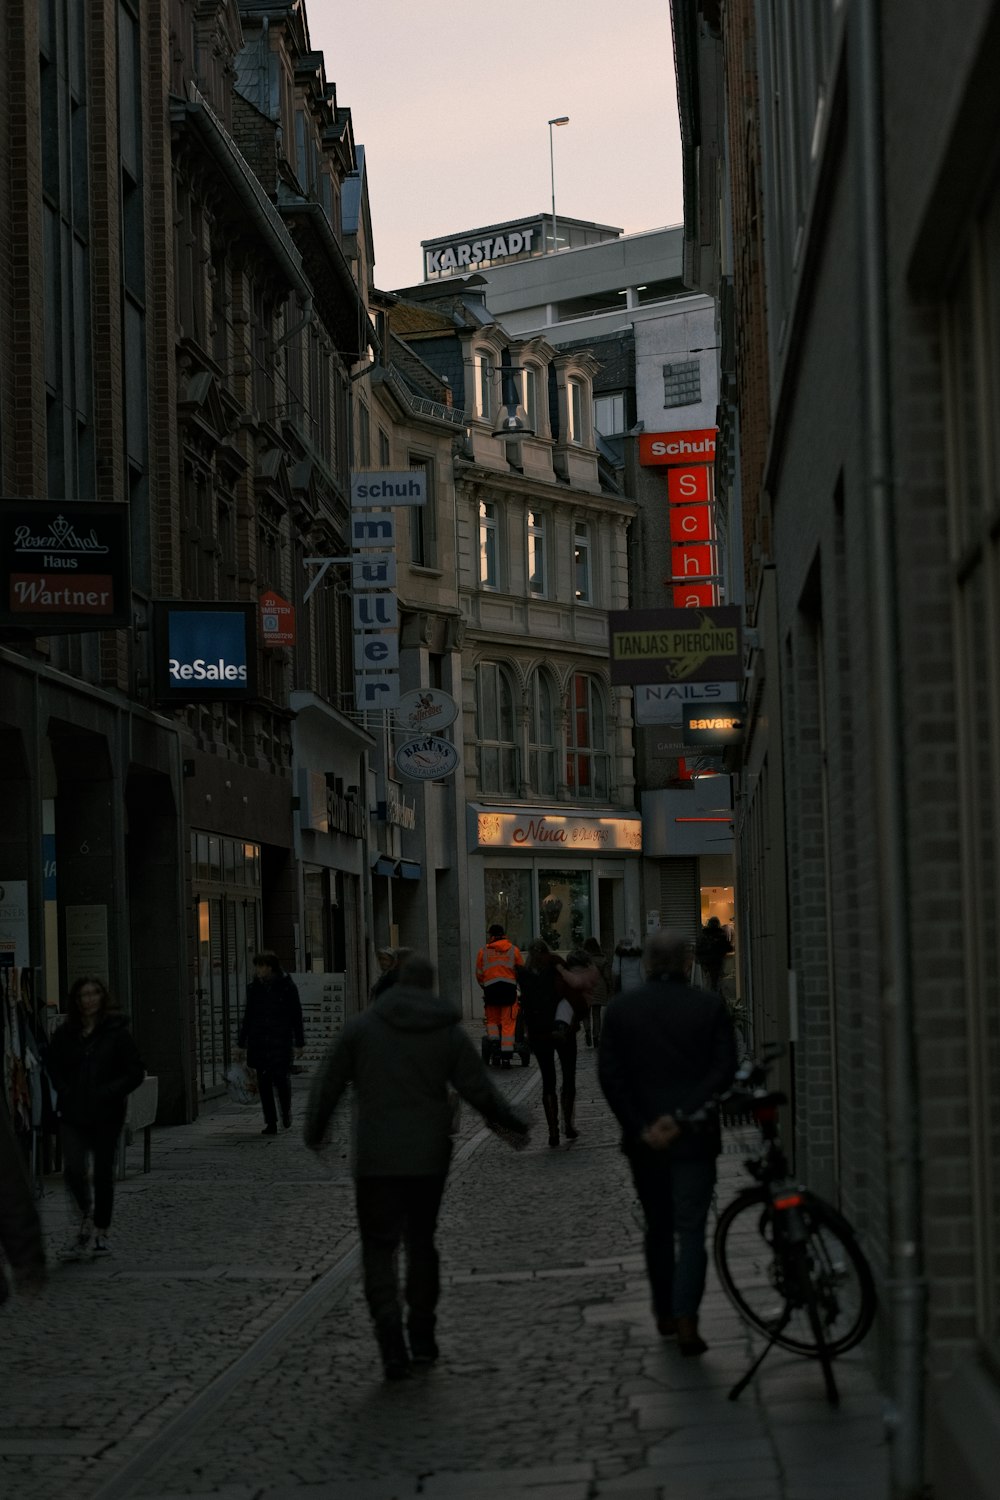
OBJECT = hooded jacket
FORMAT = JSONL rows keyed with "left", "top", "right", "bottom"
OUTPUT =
{"left": 45, "top": 1014, "right": 145, "bottom": 1130}
{"left": 304, "top": 982, "right": 528, "bottom": 1176}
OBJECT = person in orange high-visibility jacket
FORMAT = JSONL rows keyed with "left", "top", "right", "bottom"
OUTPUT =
{"left": 476, "top": 924, "right": 523, "bottom": 1067}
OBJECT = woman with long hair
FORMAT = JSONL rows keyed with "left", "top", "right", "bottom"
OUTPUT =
{"left": 516, "top": 939, "right": 587, "bottom": 1148}
{"left": 45, "top": 976, "right": 144, "bottom": 1260}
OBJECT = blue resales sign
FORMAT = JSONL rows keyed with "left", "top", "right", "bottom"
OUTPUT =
{"left": 152, "top": 603, "right": 256, "bottom": 702}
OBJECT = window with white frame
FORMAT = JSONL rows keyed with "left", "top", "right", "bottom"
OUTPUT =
{"left": 527, "top": 509, "right": 547, "bottom": 597}
{"left": 476, "top": 661, "right": 518, "bottom": 794}
{"left": 566, "top": 673, "right": 610, "bottom": 800}
{"left": 479, "top": 499, "right": 500, "bottom": 589}
{"left": 593, "top": 391, "right": 625, "bottom": 436}
{"left": 569, "top": 378, "right": 585, "bottom": 444}
{"left": 476, "top": 347, "right": 493, "bottom": 421}
{"left": 574, "top": 521, "right": 592, "bottom": 603}
{"left": 408, "top": 456, "right": 435, "bottom": 566}
{"left": 524, "top": 364, "right": 540, "bottom": 434}
{"left": 529, "top": 669, "right": 557, "bottom": 796}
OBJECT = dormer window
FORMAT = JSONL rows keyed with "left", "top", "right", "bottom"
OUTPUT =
{"left": 476, "top": 348, "right": 494, "bottom": 421}
{"left": 523, "top": 365, "right": 539, "bottom": 434}
{"left": 569, "top": 379, "right": 585, "bottom": 445}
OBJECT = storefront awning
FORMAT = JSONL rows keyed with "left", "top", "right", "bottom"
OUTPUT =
{"left": 399, "top": 860, "right": 422, "bottom": 881}
{"left": 372, "top": 856, "right": 398, "bottom": 878}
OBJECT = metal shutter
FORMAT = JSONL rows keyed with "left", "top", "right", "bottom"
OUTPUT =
{"left": 658, "top": 859, "right": 700, "bottom": 941}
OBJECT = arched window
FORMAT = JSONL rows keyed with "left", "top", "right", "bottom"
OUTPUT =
{"left": 528, "top": 670, "right": 557, "bottom": 796}
{"left": 566, "top": 673, "right": 610, "bottom": 800}
{"left": 476, "top": 662, "right": 518, "bottom": 794}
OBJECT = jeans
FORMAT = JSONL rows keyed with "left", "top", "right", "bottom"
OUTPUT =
{"left": 61, "top": 1122, "right": 119, "bottom": 1232}
{"left": 629, "top": 1152, "right": 717, "bottom": 1320}
{"left": 355, "top": 1174, "right": 447, "bottom": 1338}
{"left": 257, "top": 1066, "right": 291, "bottom": 1127}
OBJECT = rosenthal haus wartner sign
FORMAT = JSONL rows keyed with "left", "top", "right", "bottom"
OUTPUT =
{"left": 468, "top": 806, "right": 642, "bottom": 854}
{"left": 0, "top": 500, "right": 131, "bottom": 632}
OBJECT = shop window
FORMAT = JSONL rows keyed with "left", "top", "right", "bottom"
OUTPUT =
{"left": 529, "top": 669, "right": 557, "bottom": 796}
{"left": 484, "top": 868, "right": 532, "bottom": 951}
{"left": 566, "top": 673, "right": 610, "bottom": 800}
{"left": 538, "top": 869, "right": 591, "bottom": 953}
{"left": 476, "top": 661, "right": 518, "bottom": 794}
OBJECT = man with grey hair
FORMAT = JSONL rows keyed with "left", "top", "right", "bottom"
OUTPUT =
{"left": 598, "top": 927, "right": 737, "bottom": 1355}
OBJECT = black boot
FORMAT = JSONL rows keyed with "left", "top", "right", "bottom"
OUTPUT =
{"left": 408, "top": 1314, "right": 439, "bottom": 1366}
{"left": 375, "top": 1320, "right": 411, "bottom": 1381}
{"left": 561, "top": 1092, "right": 579, "bottom": 1140}
{"left": 542, "top": 1092, "right": 560, "bottom": 1147}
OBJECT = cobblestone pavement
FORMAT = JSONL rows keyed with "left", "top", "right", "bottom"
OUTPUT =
{"left": 2, "top": 1045, "right": 890, "bottom": 1500}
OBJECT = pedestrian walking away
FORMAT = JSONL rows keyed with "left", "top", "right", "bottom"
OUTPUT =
{"left": 611, "top": 937, "right": 644, "bottom": 996}
{"left": 304, "top": 952, "right": 530, "bottom": 1381}
{"left": 44, "top": 975, "right": 145, "bottom": 1261}
{"left": 475, "top": 923, "right": 523, "bottom": 1067}
{"left": 598, "top": 929, "right": 737, "bottom": 1356}
{"left": 582, "top": 936, "right": 612, "bottom": 1046}
{"left": 516, "top": 939, "right": 583, "bottom": 1148}
{"left": 695, "top": 916, "right": 731, "bottom": 992}
{"left": 237, "top": 951, "right": 304, "bottom": 1135}
{"left": 370, "top": 945, "right": 412, "bottom": 1005}
{"left": 0, "top": 1103, "right": 46, "bottom": 1302}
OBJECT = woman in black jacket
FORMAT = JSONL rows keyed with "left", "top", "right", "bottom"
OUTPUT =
{"left": 516, "top": 939, "right": 584, "bottom": 1148}
{"left": 237, "top": 951, "right": 304, "bottom": 1135}
{"left": 45, "top": 975, "right": 145, "bottom": 1260}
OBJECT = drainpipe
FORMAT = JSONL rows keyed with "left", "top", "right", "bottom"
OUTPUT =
{"left": 854, "top": 2, "right": 926, "bottom": 1494}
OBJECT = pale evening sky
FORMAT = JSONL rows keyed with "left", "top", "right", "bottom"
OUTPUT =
{"left": 305, "top": 0, "right": 684, "bottom": 291}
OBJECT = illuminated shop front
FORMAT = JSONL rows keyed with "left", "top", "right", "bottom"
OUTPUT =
{"left": 466, "top": 805, "right": 642, "bottom": 958}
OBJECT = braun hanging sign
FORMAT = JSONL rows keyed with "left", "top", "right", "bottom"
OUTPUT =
{"left": 152, "top": 603, "right": 257, "bottom": 702}
{"left": 350, "top": 471, "right": 427, "bottom": 507}
{"left": 394, "top": 735, "right": 461, "bottom": 781}
{"left": 0, "top": 500, "right": 131, "bottom": 632}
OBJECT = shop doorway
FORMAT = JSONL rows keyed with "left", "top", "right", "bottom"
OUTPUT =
{"left": 193, "top": 835, "right": 261, "bottom": 1095}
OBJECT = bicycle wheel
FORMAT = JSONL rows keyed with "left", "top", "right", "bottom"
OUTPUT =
{"left": 714, "top": 1187, "right": 877, "bottom": 1356}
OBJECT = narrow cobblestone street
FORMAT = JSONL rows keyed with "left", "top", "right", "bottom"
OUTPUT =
{"left": 5, "top": 1048, "right": 889, "bottom": 1500}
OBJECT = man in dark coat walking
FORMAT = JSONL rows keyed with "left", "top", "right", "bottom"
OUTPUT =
{"left": 598, "top": 929, "right": 737, "bottom": 1356}
{"left": 305, "top": 953, "right": 530, "bottom": 1380}
{"left": 237, "top": 951, "right": 304, "bottom": 1136}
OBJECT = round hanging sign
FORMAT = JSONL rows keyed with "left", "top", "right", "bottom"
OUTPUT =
{"left": 395, "top": 688, "right": 459, "bottom": 734}
{"left": 394, "top": 734, "right": 461, "bottom": 781}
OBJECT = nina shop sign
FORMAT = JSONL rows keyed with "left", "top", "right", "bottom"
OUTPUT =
{"left": 0, "top": 500, "right": 131, "bottom": 632}
{"left": 152, "top": 603, "right": 256, "bottom": 703}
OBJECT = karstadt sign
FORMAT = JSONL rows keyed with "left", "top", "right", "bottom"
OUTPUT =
{"left": 423, "top": 221, "right": 541, "bottom": 278}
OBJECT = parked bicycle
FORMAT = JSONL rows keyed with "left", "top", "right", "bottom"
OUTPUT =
{"left": 681, "top": 1046, "right": 877, "bottom": 1405}
{"left": 716, "top": 1048, "right": 876, "bottom": 1402}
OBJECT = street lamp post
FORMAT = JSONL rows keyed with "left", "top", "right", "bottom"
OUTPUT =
{"left": 548, "top": 116, "right": 569, "bottom": 253}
